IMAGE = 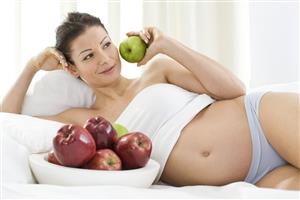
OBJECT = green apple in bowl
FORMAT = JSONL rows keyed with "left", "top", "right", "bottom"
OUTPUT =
{"left": 113, "top": 123, "right": 129, "bottom": 138}
{"left": 119, "top": 36, "right": 147, "bottom": 63}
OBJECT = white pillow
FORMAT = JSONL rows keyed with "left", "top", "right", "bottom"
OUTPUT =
{"left": 0, "top": 112, "right": 65, "bottom": 184}
{"left": 21, "top": 70, "right": 96, "bottom": 116}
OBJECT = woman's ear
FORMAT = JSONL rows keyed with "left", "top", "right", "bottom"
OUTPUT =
{"left": 64, "top": 64, "right": 80, "bottom": 78}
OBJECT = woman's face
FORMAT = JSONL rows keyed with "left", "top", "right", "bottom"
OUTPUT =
{"left": 69, "top": 26, "right": 122, "bottom": 88}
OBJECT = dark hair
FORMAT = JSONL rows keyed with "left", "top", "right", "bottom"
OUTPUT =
{"left": 55, "top": 12, "right": 107, "bottom": 64}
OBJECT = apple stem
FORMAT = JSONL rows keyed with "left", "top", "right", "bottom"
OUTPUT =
{"left": 138, "top": 141, "right": 143, "bottom": 147}
{"left": 63, "top": 132, "right": 70, "bottom": 139}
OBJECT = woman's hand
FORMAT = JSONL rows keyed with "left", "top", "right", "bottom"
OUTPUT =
{"left": 126, "top": 27, "right": 165, "bottom": 66}
{"left": 30, "top": 47, "right": 68, "bottom": 71}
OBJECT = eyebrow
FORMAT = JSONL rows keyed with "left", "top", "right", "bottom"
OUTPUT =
{"left": 78, "top": 35, "right": 108, "bottom": 56}
{"left": 100, "top": 35, "right": 108, "bottom": 45}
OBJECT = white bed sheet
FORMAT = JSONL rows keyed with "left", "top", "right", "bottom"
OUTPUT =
{"left": 3, "top": 182, "right": 299, "bottom": 199}
{"left": 2, "top": 82, "right": 300, "bottom": 199}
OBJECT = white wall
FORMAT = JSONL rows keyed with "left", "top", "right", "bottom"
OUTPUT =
{"left": 249, "top": 1, "right": 299, "bottom": 88}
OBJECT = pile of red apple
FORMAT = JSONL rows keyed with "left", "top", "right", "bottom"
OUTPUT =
{"left": 47, "top": 116, "right": 152, "bottom": 170}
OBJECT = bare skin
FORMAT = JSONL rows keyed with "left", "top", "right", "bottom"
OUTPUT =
{"left": 161, "top": 95, "right": 252, "bottom": 186}
{"left": 1, "top": 24, "right": 299, "bottom": 191}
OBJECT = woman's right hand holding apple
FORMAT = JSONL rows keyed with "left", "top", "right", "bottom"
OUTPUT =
{"left": 30, "top": 47, "right": 68, "bottom": 72}
{"left": 126, "top": 27, "right": 166, "bottom": 66}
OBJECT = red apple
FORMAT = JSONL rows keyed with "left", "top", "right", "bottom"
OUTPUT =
{"left": 53, "top": 124, "right": 96, "bottom": 167}
{"left": 83, "top": 149, "right": 122, "bottom": 170}
{"left": 83, "top": 116, "right": 117, "bottom": 150}
{"left": 114, "top": 132, "right": 152, "bottom": 169}
{"left": 47, "top": 150, "right": 62, "bottom": 165}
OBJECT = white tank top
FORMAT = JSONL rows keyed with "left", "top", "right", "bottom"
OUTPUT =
{"left": 115, "top": 83, "right": 215, "bottom": 182}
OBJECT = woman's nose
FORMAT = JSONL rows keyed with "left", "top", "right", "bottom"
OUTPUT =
{"left": 96, "top": 50, "right": 111, "bottom": 65}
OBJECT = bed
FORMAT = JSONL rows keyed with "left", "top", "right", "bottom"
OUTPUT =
{"left": 1, "top": 70, "right": 299, "bottom": 198}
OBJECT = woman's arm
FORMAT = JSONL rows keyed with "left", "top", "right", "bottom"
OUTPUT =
{"left": 1, "top": 60, "right": 38, "bottom": 113}
{"left": 129, "top": 27, "right": 246, "bottom": 100}
{"left": 160, "top": 36, "right": 246, "bottom": 99}
{"left": 1, "top": 47, "right": 68, "bottom": 113}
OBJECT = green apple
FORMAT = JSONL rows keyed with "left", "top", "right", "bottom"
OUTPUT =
{"left": 113, "top": 123, "right": 129, "bottom": 138}
{"left": 119, "top": 36, "right": 147, "bottom": 63}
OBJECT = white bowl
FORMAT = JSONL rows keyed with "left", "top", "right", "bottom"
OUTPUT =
{"left": 29, "top": 153, "right": 160, "bottom": 188}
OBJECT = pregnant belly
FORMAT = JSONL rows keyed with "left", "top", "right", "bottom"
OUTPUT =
{"left": 160, "top": 96, "right": 252, "bottom": 186}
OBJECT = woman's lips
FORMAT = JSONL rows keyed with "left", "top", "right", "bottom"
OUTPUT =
{"left": 99, "top": 66, "right": 115, "bottom": 74}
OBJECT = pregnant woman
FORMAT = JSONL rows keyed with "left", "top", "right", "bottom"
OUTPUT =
{"left": 1, "top": 12, "right": 299, "bottom": 190}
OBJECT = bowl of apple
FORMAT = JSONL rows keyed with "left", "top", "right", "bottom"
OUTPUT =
{"left": 29, "top": 116, "right": 160, "bottom": 188}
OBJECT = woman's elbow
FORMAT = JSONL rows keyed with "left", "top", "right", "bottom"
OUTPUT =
{"left": 220, "top": 82, "right": 246, "bottom": 100}
{"left": 233, "top": 81, "right": 246, "bottom": 97}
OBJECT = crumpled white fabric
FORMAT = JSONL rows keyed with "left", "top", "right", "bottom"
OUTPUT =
{"left": 3, "top": 181, "right": 299, "bottom": 199}
{"left": 2, "top": 134, "right": 35, "bottom": 184}
{"left": 1, "top": 112, "right": 64, "bottom": 153}
{"left": 0, "top": 113, "right": 64, "bottom": 185}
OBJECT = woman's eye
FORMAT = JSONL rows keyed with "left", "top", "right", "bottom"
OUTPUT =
{"left": 83, "top": 53, "right": 93, "bottom": 61}
{"left": 103, "top": 42, "right": 111, "bottom": 48}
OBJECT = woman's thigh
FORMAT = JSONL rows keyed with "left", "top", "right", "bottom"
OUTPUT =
{"left": 259, "top": 92, "right": 300, "bottom": 169}
{"left": 256, "top": 165, "right": 300, "bottom": 190}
